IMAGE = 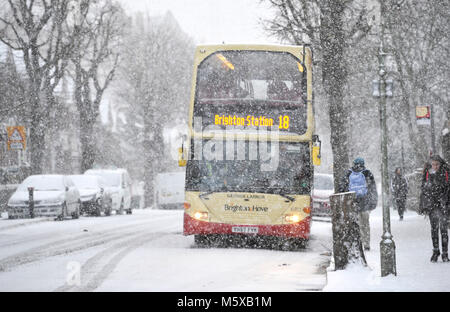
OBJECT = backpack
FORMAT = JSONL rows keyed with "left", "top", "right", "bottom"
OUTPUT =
{"left": 349, "top": 170, "right": 368, "bottom": 198}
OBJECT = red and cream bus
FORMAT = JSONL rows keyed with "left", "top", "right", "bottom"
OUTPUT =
{"left": 179, "top": 44, "right": 320, "bottom": 249}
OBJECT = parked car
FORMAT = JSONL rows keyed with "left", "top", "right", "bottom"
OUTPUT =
{"left": 312, "top": 173, "right": 334, "bottom": 217}
{"left": 7, "top": 174, "right": 80, "bottom": 220}
{"left": 131, "top": 181, "right": 145, "bottom": 209}
{"left": 154, "top": 171, "right": 185, "bottom": 209}
{"left": 69, "top": 175, "right": 111, "bottom": 216}
{"left": 84, "top": 168, "right": 132, "bottom": 214}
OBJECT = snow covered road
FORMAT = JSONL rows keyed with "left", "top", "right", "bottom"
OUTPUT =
{"left": 0, "top": 210, "right": 332, "bottom": 292}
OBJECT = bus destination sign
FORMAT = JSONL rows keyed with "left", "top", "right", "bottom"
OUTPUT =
{"left": 214, "top": 114, "right": 290, "bottom": 129}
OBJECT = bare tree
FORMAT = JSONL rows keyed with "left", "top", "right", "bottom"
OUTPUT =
{"left": 384, "top": 0, "right": 450, "bottom": 163}
{"left": 69, "top": 0, "right": 124, "bottom": 172}
{"left": 115, "top": 11, "right": 194, "bottom": 206}
{"left": 263, "top": 0, "right": 372, "bottom": 189}
{"left": 0, "top": 48, "right": 29, "bottom": 120}
{"left": 0, "top": 0, "right": 82, "bottom": 174}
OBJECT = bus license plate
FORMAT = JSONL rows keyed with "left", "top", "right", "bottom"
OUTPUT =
{"left": 232, "top": 226, "right": 259, "bottom": 234}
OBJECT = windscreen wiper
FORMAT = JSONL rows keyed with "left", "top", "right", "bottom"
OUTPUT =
{"left": 274, "top": 193, "right": 295, "bottom": 202}
{"left": 265, "top": 186, "right": 295, "bottom": 202}
{"left": 199, "top": 191, "right": 215, "bottom": 198}
{"left": 277, "top": 193, "right": 295, "bottom": 202}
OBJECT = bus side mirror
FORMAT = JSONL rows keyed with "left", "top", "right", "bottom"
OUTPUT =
{"left": 178, "top": 146, "right": 187, "bottom": 167}
{"left": 312, "top": 135, "right": 321, "bottom": 166}
{"left": 178, "top": 135, "right": 188, "bottom": 167}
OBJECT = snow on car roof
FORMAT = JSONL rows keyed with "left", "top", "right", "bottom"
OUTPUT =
{"left": 84, "top": 170, "right": 122, "bottom": 187}
{"left": 69, "top": 175, "right": 104, "bottom": 189}
{"left": 17, "top": 175, "right": 65, "bottom": 191}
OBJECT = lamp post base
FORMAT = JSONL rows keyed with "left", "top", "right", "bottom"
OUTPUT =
{"left": 380, "top": 233, "right": 397, "bottom": 277}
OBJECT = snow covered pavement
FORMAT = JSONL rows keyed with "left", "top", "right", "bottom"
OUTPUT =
{"left": 324, "top": 206, "right": 450, "bottom": 291}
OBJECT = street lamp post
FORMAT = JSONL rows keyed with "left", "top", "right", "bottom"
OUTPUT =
{"left": 430, "top": 100, "right": 436, "bottom": 155}
{"left": 372, "top": 0, "right": 397, "bottom": 277}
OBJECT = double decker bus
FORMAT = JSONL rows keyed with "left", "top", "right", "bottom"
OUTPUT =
{"left": 179, "top": 44, "right": 320, "bottom": 248}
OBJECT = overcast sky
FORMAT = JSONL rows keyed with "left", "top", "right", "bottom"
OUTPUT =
{"left": 119, "top": 0, "right": 278, "bottom": 44}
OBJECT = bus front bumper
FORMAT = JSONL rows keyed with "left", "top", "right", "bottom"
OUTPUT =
{"left": 183, "top": 213, "right": 311, "bottom": 239}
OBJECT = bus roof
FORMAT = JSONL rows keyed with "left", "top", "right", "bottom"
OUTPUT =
{"left": 195, "top": 43, "right": 310, "bottom": 50}
{"left": 194, "top": 44, "right": 312, "bottom": 61}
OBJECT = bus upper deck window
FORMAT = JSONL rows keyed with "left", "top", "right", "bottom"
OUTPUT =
{"left": 267, "top": 80, "right": 290, "bottom": 101}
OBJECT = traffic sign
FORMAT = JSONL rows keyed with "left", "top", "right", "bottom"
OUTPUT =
{"left": 9, "top": 142, "right": 24, "bottom": 149}
{"left": 416, "top": 106, "right": 431, "bottom": 126}
{"left": 7, "top": 126, "right": 26, "bottom": 150}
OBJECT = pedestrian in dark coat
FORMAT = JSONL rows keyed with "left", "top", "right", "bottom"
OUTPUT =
{"left": 420, "top": 155, "right": 450, "bottom": 262}
{"left": 339, "top": 157, "right": 378, "bottom": 251}
{"left": 392, "top": 167, "right": 408, "bottom": 221}
{"left": 419, "top": 162, "right": 431, "bottom": 214}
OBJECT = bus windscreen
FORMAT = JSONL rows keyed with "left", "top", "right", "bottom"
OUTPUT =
{"left": 186, "top": 141, "right": 311, "bottom": 195}
{"left": 194, "top": 51, "right": 308, "bottom": 135}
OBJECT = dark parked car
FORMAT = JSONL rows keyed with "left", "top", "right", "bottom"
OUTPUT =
{"left": 312, "top": 173, "right": 334, "bottom": 217}
{"left": 69, "top": 175, "right": 111, "bottom": 216}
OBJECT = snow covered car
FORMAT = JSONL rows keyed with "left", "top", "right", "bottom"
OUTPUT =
{"left": 154, "top": 171, "right": 185, "bottom": 209}
{"left": 7, "top": 175, "right": 81, "bottom": 220}
{"left": 131, "top": 181, "right": 145, "bottom": 209}
{"left": 84, "top": 168, "right": 132, "bottom": 214}
{"left": 312, "top": 173, "right": 335, "bottom": 217}
{"left": 69, "top": 175, "right": 111, "bottom": 216}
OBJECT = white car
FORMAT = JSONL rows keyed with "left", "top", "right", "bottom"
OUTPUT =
{"left": 69, "top": 175, "right": 111, "bottom": 216}
{"left": 312, "top": 173, "right": 335, "bottom": 217}
{"left": 154, "top": 171, "right": 185, "bottom": 209}
{"left": 84, "top": 169, "right": 132, "bottom": 214}
{"left": 131, "top": 181, "right": 145, "bottom": 209}
{"left": 7, "top": 175, "right": 81, "bottom": 220}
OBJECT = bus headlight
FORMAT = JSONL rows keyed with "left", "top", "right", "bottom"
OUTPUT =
{"left": 193, "top": 211, "right": 208, "bottom": 221}
{"left": 285, "top": 213, "right": 301, "bottom": 223}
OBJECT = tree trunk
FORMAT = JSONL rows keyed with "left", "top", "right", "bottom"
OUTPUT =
{"left": 153, "top": 126, "right": 165, "bottom": 169}
{"left": 80, "top": 120, "right": 96, "bottom": 172}
{"left": 143, "top": 100, "right": 155, "bottom": 208}
{"left": 29, "top": 122, "right": 45, "bottom": 175}
{"left": 29, "top": 85, "right": 45, "bottom": 175}
{"left": 330, "top": 192, "right": 367, "bottom": 269}
{"left": 320, "top": 1, "right": 350, "bottom": 190}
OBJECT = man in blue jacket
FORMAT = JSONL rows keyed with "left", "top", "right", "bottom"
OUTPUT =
{"left": 339, "top": 157, "right": 378, "bottom": 251}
